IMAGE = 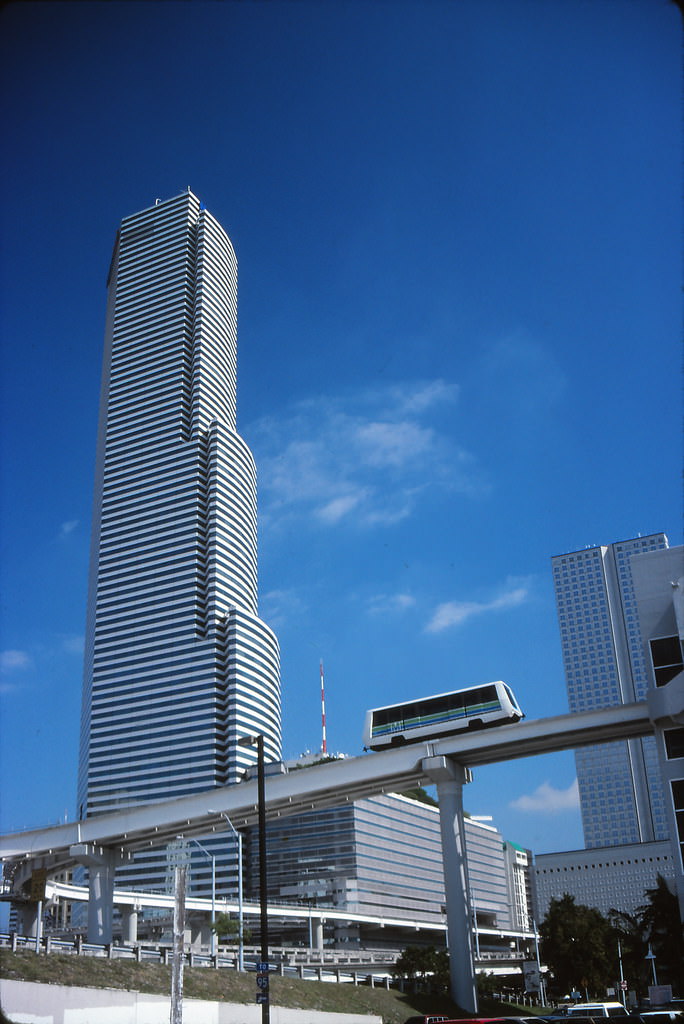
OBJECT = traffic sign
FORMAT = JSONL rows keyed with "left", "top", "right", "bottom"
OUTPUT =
{"left": 30, "top": 869, "right": 47, "bottom": 902}
{"left": 256, "top": 993, "right": 269, "bottom": 1005}
{"left": 256, "top": 976, "right": 269, "bottom": 990}
{"left": 621, "top": 981, "right": 628, "bottom": 990}
{"left": 256, "top": 961, "right": 270, "bottom": 973}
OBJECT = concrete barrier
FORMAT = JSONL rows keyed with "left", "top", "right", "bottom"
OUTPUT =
{"left": 0, "top": 978, "right": 383, "bottom": 1024}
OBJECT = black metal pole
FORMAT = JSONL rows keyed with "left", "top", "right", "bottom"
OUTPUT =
{"left": 257, "top": 735, "right": 270, "bottom": 1024}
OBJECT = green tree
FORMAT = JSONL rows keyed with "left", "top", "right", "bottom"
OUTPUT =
{"left": 210, "top": 912, "right": 251, "bottom": 944}
{"left": 637, "top": 875, "right": 684, "bottom": 991}
{"left": 400, "top": 787, "right": 439, "bottom": 807}
{"left": 392, "top": 945, "right": 450, "bottom": 991}
{"left": 540, "top": 894, "right": 614, "bottom": 999}
{"left": 477, "top": 971, "right": 499, "bottom": 998}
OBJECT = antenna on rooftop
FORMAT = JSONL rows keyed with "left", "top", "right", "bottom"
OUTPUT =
{"left": 320, "top": 660, "right": 327, "bottom": 755}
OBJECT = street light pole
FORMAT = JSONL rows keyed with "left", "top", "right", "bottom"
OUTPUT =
{"left": 645, "top": 943, "right": 658, "bottom": 986}
{"left": 239, "top": 733, "right": 270, "bottom": 1024}
{"left": 617, "top": 939, "right": 626, "bottom": 1009}
{"left": 533, "top": 920, "right": 546, "bottom": 1007}
{"left": 185, "top": 836, "right": 216, "bottom": 958}
{"left": 208, "top": 809, "right": 245, "bottom": 971}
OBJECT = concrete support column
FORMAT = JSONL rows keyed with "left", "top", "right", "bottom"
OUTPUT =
{"left": 22, "top": 902, "right": 41, "bottom": 938}
{"left": 189, "top": 920, "right": 204, "bottom": 949}
{"left": 120, "top": 906, "right": 138, "bottom": 945}
{"left": 423, "top": 754, "right": 477, "bottom": 1014}
{"left": 198, "top": 920, "right": 213, "bottom": 952}
{"left": 313, "top": 916, "right": 324, "bottom": 951}
{"left": 69, "top": 843, "right": 130, "bottom": 944}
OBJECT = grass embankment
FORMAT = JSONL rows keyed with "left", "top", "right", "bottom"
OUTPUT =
{"left": 0, "top": 949, "right": 537, "bottom": 1023}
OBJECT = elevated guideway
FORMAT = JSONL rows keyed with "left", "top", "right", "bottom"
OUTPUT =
{"left": 44, "top": 878, "right": 449, "bottom": 936}
{"left": 4, "top": 693, "right": 680, "bottom": 1016}
{"left": 0, "top": 700, "right": 652, "bottom": 863}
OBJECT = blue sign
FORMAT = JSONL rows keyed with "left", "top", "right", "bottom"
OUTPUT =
{"left": 256, "top": 993, "right": 269, "bottom": 1005}
{"left": 256, "top": 961, "right": 270, "bottom": 973}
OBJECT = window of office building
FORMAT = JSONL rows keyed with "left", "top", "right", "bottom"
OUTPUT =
{"left": 664, "top": 728, "right": 684, "bottom": 761}
{"left": 650, "top": 635, "right": 684, "bottom": 687}
{"left": 671, "top": 778, "right": 684, "bottom": 870}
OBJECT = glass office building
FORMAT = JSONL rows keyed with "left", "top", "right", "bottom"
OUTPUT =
{"left": 248, "top": 791, "right": 535, "bottom": 953}
{"left": 552, "top": 533, "right": 669, "bottom": 848}
{"left": 76, "top": 192, "right": 281, "bottom": 891}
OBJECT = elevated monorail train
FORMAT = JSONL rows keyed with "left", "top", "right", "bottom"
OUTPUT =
{"left": 363, "top": 681, "right": 524, "bottom": 751}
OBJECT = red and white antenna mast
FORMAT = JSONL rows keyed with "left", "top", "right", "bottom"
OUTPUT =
{"left": 320, "top": 660, "right": 327, "bottom": 754}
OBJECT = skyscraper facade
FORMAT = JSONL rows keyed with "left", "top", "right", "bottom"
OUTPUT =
{"left": 552, "top": 533, "right": 669, "bottom": 848}
{"left": 77, "top": 192, "right": 281, "bottom": 888}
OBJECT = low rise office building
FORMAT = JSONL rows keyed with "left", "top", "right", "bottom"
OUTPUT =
{"left": 244, "top": 788, "right": 537, "bottom": 956}
{"left": 533, "top": 839, "right": 675, "bottom": 920}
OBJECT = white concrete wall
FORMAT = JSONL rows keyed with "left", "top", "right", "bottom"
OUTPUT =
{"left": 0, "top": 978, "right": 382, "bottom": 1024}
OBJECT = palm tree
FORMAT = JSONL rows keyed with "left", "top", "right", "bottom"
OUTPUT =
{"left": 609, "top": 908, "right": 648, "bottom": 996}
{"left": 636, "top": 875, "right": 684, "bottom": 991}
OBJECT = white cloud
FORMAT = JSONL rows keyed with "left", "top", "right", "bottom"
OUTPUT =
{"left": 393, "top": 379, "right": 458, "bottom": 414}
{"left": 249, "top": 378, "right": 482, "bottom": 528}
{"left": 60, "top": 519, "right": 79, "bottom": 537}
{"left": 316, "top": 491, "right": 367, "bottom": 524}
{"left": 509, "top": 779, "right": 579, "bottom": 814}
{"left": 260, "top": 588, "right": 307, "bottom": 630}
{"left": 362, "top": 489, "right": 418, "bottom": 525}
{"left": 425, "top": 578, "right": 532, "bottom": 633}
{"left": 354, "top": 420, "right": 434, "bottom": 468}
{"left": 0, "top": 649, "right": 31, "bottom": 672}
{"left": 61, "top": 634, "right": 85, "bottom": 656}
{"left": 367, "top": 592, "right": 416, "bottom": 616}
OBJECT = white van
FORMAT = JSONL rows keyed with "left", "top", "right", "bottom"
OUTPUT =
{"left": 567, "top": 1004, "right": 628, "bottom": 1018}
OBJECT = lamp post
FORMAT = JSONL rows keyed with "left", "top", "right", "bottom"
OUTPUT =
{"left": 208, "top": 809, "right": 244, "bottom": 971}
{"left": 533, "top": 920, "right": 546, "bottom": 1007}
{"left": 238, "top": 734, "right": 269, "bottom": 1024}
{"left": 617, "top": 938, "right": 626, "bottom": 1010}
{"left": 185, "top": 836, "right": 216, "bottom": 958}
{"left": 470, "top": 893, "right": 480, "bottom": 961}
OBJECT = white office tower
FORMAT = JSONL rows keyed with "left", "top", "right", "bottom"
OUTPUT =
{"left": 552, "top": 534, "right": 669, "bottom": 848}
{"left": 77, "top": 192, "right": 281, "bottom": 889}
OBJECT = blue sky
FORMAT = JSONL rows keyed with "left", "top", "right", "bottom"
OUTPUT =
{"left": 0, "top": 0, "right": 680, "bottom": 865}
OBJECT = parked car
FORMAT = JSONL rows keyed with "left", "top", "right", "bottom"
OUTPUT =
{"left": 540, "top": 1011, "right": 602, "bottom": 1019}
{"left": 404, "top": 1016, "right": 452, "bottom": 1024}
{"left": 567, "top": 1005, "right": 629, "bottom": 1019}
{"left": 631, "top": 1014, "right": 683, "bottom": 1024}
{"left": 440, "top": 1019, "right": 536, "bottom": 1024}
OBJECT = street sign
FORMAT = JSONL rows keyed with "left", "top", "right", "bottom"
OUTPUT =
{"left": 649, "top": 985, "right": 672, "bottom": 1007}
{"left": 621, "top": 981, "right": 628, "bottom": 990}
{"left": 30, "top": 869, "right": 47, "bottom": 902}
{"left": 256, "top": 993, "right": 269, "bottom": 1005}
{"left": 522, "top": 960, "right": 541, "bottom": 993}
{"left": 256, "top": 961, "right": 270, "bottom": 973}
{"left": 256, "top": 976, "right": 269, "bottom": 990}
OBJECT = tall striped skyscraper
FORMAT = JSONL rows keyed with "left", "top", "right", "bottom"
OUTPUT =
{"left": 77, "top": 192, "right": 281, "bottom": 889}
{"left": 552, "top": 533, "right": 669, "bottom": 849}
